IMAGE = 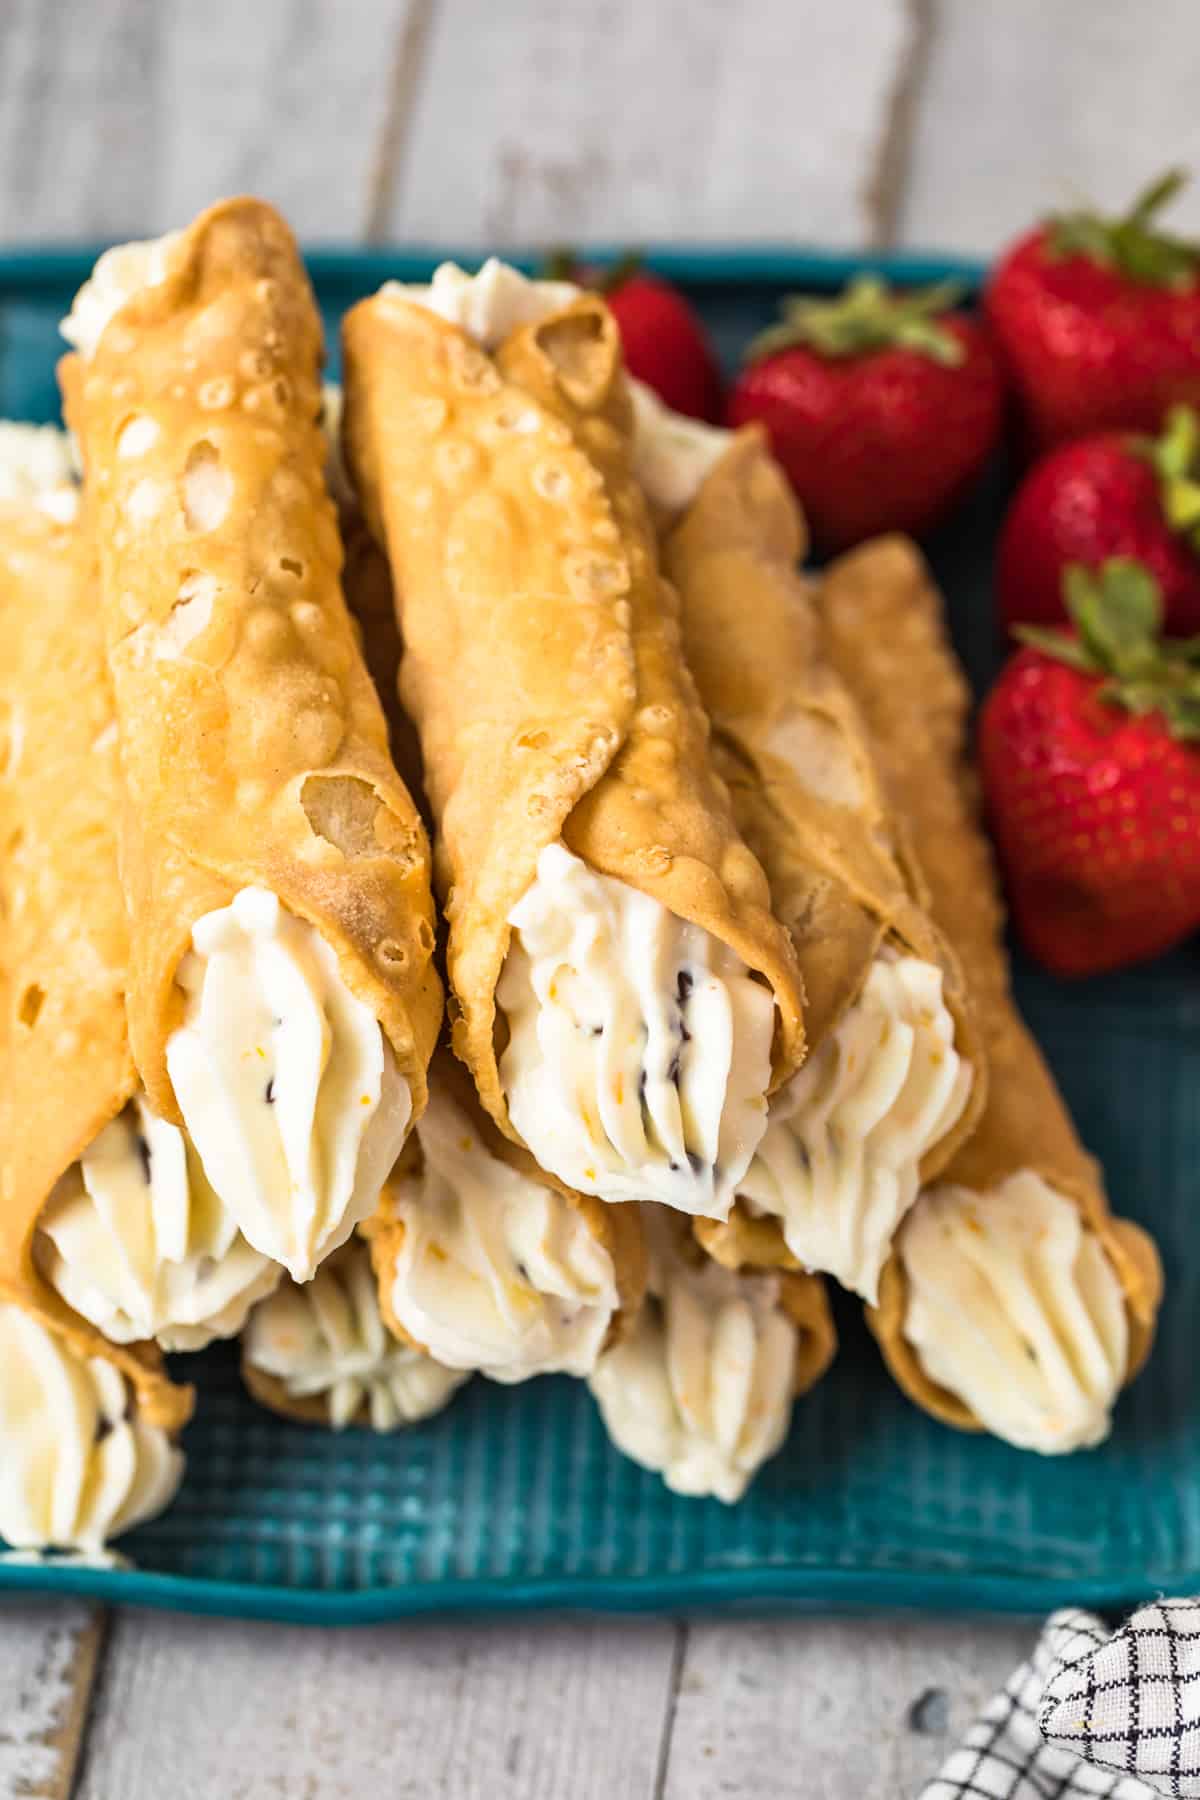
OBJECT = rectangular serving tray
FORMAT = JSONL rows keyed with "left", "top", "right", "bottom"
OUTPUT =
{"left": 0, "top": 244, "right": 1194, "bottom": 1625}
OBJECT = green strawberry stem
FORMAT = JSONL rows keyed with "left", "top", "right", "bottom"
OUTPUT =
{"left": 744, "top": 275, "right": 967, "bottom": 366}
{"left": 1047, "top": 168, "right": 1200, "bottom": 287}
{"left": 1134, "top": 405, "right": 1200, "bottom": 554}
{"left": 1015, "top": 558, "right": 1200, "bottom": 740}
{"left": 542, "top": 248, "right": 642, "bottom": 293}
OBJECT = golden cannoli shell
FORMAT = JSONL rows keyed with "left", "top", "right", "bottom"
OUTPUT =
{"left": 341, "top": 292, "right": 805, "bottom": 1142}
{"left": 0, "top": 504, "right": 191, "bottom": 1435}
{"left": 662, "top": 432, "right": 986, "bottom": 1273}
{"left": 816, "top": 536, "right": 1162, "bottom": 1425}
{"left": 365, "top": 1048, "right": 648, "bottom": 1358}
{"left": 780, "top": 1268, "right": 837, "bottom": 1398}
{"left": 60, "top": 197, "right": 442, "bottom": 1129}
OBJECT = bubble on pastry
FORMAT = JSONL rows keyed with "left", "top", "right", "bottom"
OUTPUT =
{"left": 125, "top": 476, "right": 163, "bottom": 524}
{"left": 182, "top": 439, "right": 233, "bottom": 532}
{"left": 301, "top": 774, "right": 387, "bottom": 860}
{"left": 18, "top": 983, "right": 45, "bottom": 1029}
{"left": 116, "top": 415, "right": 161, "bottom": 458}
{"left": 156, "top": 570, "right": 217, "bottom": 658}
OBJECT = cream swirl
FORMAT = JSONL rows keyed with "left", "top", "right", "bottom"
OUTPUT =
{"left": 383, "top": 257, "right": 579, "bottom": 351}
{"left": 499, "top": 844, "right": 775, "bottom": 1219}
{"left": 35, "top": 1096, "right": 280, "bottom": 1353}
{"left": 900, "top": 1171, "right": 1129, "bottom": 1453}
{"left": 385, "top": 1079, "right": 620, "bottom": 1382}
{"left": 740, "top": 950, "right": 972, "bottom": 1301}
{"left": 166, "top": 886, "right": 412, "bottom": 1283}
{"left": 61, "top": 232, "right": 182, "bottom": 361}
{"left": 0, "top": 1304, "right": 183, "bottom": 1556}
{"left": 243, "top": 1240, "right": 467, "bottom": 1431}
{"left": 589, "top": 1207, "right": 797, "bottom": 1502}
{"left": 627, "top": 377, "right": 731, "bottom": 515}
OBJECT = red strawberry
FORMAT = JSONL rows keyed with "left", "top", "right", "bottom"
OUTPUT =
{"left": 998, "top": 406, "right": 1200, "bottom": 638}
{"left": 987, "top": 170, "right": 1200, "bottom": 454}
{"left": 979, "top": 559, "right": 1200, "bottom": 976}
{"left": 727, "top": 276, "right": 1003, "bottom": 553}
{"left": 604, "top": 270, "right": 724, "bottom": 424}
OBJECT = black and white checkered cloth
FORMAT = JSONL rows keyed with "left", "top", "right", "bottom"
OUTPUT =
{"left": 920, "top": 1601, "right": 1200, "bottom": 1799}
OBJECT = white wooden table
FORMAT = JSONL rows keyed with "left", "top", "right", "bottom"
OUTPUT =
{"left": 0, "top": 2, "right": 1193, "bottom": 1793}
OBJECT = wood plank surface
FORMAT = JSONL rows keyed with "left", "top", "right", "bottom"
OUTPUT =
{"left": 73, "top": 1612, "right": 681, "bottom": 1800}
{"left": 0, "top": 4, "right": 1193, "bottom": 1799}
{"left": 384, "top": 0, "right": 917, "bottom": 247}
{"left": 662, "top": 1616, "right": 1036, "bottom": 1800}
{"left": 901, "top": 0, "right": 1200, "bottom": 252}
{"left": 0, "top": 0, "right": 416, "bottom": 244}
{"left": 0, "top": 1602, "right": 105, "bottom": 1800}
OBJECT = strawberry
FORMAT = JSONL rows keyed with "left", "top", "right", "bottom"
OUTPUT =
{"left": 548, "top": 253, "right": 724, "bottom": 423}
{"left": 727, "top": 276, "right": 1003, "bottom": 552}
{"left": 998, "top": 405, "right": 1200, "bottom": 638}
{"left": 604, "top": 269, "right": 724, "bottom": 423}
{"left": 979, "top": 559, "right": 1200, "bottom": 976}
{"left": 986, "top": 170, "right": 1200, "bottom": 453}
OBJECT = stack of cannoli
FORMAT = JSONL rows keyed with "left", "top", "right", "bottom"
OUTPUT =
{"left": 0, "top": 213, "right": 1163, "bottom": 1556}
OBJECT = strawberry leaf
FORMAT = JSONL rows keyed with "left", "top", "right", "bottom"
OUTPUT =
{"left": 1065, "top": 559, "right": 1160, "bottom": 674}
{"left": 1048, "top": 169, "right": 1200, "bottom": 288}
{"left": 1013, "top": 625, "right": 1100, "bottom": 672}
{"left": 1162, "top": 692, "right": 1200, "bottom": 740}
{"left": 745, "top": 275, "right": 967, "bottom": 366}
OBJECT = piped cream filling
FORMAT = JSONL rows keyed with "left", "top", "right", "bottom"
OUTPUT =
{"left": 243, "top": 1239, "right": 467, "bottom": 1432}
{"left": 0, "top": 422, "right": 80, "bottom": 520}
{"left": 498, "top": 843, "right": 775, "bottom": 1219}
{"left": 36, "top": 1095, "right": 280, "bottom": 1353}
{"left": 385, "top": 1080, "right": 619, "bottom": 1383}
{"left": 900, "top": 1171, "right": 1129, "bottom": 1454}
{"left": 61, "top": 232, "right": 182, "bottom": 361}
{"left": 166, "top": 887, "right": 412, "bottom": 1284}
{"left": 0, "top": 1304, "right": 182, "bottom": 1557}
{"left": 382, "top": 257, "right": 579, "bottom": 352}
{"left": 589, "top": 1206, "right": 797, "bottom": 1503}
{"left": 739, "top": 949, "right": 972, "bottom": 1302}
{"left": 627, "top": 377, "right": 731, "bottom": 515}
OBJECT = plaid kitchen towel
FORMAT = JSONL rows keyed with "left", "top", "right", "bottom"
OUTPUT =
{"left": 920, "top": 1601, "right": 1200, "bottom": 1799}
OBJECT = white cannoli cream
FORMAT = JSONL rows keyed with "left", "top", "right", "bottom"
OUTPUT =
{"left": 36, "top": 1097, "right": 280, "bottom": 1353}
{"left": 0, "top": 1304, "right": 183, "bottom": 1557}
{"left": 61, "top": 232, "right": 182, "bottom": 361}
{"left": 384, "top": 1078, "right": 620, "bottom": 1382}
{"left": 900, "top": 1171, "right": 1129, "bottom": 1454}
{"left": 498, "top": 844, "right": 775, "bottom": 1219}
{"left": 166, "top": 887, "right": 412, "bottom": 1284}
{"left": 243, "top": 1239, "right": 466, "bottom": 1431}
{"left": 738, "top": 950, "right": 972, "bottom": 1302}
{"left": 382, "top": 257, "right": 579, "bottom": 352}
{"left": 589, "top": 1206, "right": 797, "bottom": 1503}
{"left": 0, "top": 422, "right": 79, "bottom": 520}
{"left": 627, "top": 377, "right": 731, "bottom": 516}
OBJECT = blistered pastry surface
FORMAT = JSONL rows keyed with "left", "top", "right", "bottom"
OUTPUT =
{"left": 62, "top": 198, "right": 441, "bottom": 1133}
{"left": 342, "top": 292, "right": 805, "bottom": 1139}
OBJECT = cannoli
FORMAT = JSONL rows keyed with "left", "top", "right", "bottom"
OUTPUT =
{"left": 818, "top": 537, "right": 1162, "bottom": 1452}
{"left": 59, "top": 199, "right": 443, "bottom": 1283}
{"left": 242, "top": 1237, "right": 468, "bottom": 1431}
{"left": 341, "top": 259, "right": 805, "bottom": 1220}
{"left": 0, "top": 437, "right": 190, "bottom": 1555}
{"left": 589, "top": 1205, "right": 834, "bottom": 1502}
{"left": 367, "top": 1049, "right": 646, "bottom": 1382}
{"left": 657, "top": 418, "right": 984, "bottom": 1301}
